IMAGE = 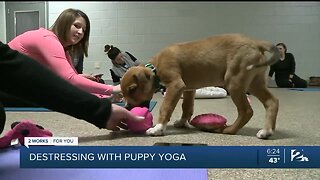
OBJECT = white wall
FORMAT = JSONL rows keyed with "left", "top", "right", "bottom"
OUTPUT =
{"left": 2, "top": 2, "right": 320, "bottom": 80}
{"left": 0, "top": 1, "right": 6, "bottom": 42}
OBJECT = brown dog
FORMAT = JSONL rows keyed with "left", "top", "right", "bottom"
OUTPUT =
{"left": 120, "top": 33, "right": 279, "bottom": 139}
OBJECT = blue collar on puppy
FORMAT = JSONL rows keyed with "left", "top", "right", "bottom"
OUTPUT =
{"left": 145, "top": 63, "right": 166, "bottom": 94}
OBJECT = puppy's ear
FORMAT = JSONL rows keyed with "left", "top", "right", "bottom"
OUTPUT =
{"left": 127, "top": 83, "right": 138, "bottom": 95}
{"left": 133, "top": 70, "right": 151, "bottom": 83}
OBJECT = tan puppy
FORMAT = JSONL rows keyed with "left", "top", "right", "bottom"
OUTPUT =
{"left": 120, "top": 33, "right": 279, "bottom": 139}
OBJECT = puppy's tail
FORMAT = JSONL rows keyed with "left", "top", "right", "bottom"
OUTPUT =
{"left": 246, "top": 42, "right": 280, "bottom": 70}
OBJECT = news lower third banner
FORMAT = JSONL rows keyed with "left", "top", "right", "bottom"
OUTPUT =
{"left": 20, "top": 146, "right": 320, "bottom": 168}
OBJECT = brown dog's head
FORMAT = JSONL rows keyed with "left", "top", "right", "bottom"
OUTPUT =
{"left": 120, "top": 66, "right": 156, "bottom": 107}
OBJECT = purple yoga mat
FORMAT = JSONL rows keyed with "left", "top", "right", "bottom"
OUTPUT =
{"left": 0, "top": 147, "right": 207, "bottom": 180}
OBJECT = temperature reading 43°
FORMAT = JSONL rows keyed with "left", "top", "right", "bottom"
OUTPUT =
{"left": 269, "top": 157, "right": 280, "bottom": 164}
{"left": 266, "top": 148, "right": 281, "bottom": 164}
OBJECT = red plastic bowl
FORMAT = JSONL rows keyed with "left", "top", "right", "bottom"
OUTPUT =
{"left": 190, "top": 113, "right": 227, "bottom": 131}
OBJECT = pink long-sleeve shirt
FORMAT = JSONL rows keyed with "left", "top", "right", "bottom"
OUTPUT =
{"left": 8, "top": 28, "right": 113, "bottom": 97}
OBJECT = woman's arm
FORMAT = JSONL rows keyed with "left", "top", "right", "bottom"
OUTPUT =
{"left": 27, "top": 34, "right": 115, "bottom": 96}
{"left": 1, "top": 42, "right": 143, "bottom": 134}
{"left": 268, "top": 64, "right": 275, "bottom": 78}
{"left": 286, "top": 53, "right": 296, "bottom": 78}
{"left": 0, "top": 42, "right": 111, "bottom": 130}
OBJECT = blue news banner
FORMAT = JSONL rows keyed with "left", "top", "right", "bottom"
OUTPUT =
{"left": 20, "top": 146, "right": 320, "bottom": 168}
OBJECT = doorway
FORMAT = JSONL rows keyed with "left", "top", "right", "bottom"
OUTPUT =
{"left": 5, "top": 1, "right": 47, "bottom": 43}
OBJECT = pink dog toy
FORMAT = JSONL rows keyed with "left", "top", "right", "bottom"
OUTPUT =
{"left": 0, "top": 120, "right": 53, "bottom": 148}
{"left": 190, "top": 113, "right": 227, "bottom": 132}
{"left": 127, "top": 107, "right": 153, "bottom": 134}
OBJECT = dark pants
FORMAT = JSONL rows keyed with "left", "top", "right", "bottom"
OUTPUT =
{"left": 0, "top": 91, "right": 39, "bottom": 107}
{"left": 276, "top": 74, "right": 307, "bottom": 88}
{"left": 0, "top": 101, "right": 5, "bottom": 135}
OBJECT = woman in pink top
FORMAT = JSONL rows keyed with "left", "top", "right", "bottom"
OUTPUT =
{"left": 8, "top": 8, "right": 121, "bottom": 100}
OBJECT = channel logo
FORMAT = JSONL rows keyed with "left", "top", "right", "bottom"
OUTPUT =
{"left": 290, "top": 149, "right": 309, "bottom": 162}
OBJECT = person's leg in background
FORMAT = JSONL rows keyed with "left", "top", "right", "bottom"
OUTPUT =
{"left": 292, "top": 74, "right": 308, "bottom": 88}
{"left": 275, "top": 78, "right": 294, "bottom": 88}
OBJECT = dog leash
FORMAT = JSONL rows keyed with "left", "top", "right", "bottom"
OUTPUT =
{"left": 145, "top": 63, "right": 166, "bottom": 94}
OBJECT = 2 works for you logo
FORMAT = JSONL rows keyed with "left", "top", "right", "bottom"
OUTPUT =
{"left": 290, "top": 149, "right": 309, "bottom": 162}
{"left": 24, "top": 137, "right": 78, "bottom": 148}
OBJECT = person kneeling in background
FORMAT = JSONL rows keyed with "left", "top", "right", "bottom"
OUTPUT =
{"left": 268, "top": 42, "right": 307, "bottom": 88}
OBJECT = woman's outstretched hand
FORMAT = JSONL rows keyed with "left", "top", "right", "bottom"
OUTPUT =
{"left": 106, "top": 104, "right": 144, "bottom": 131}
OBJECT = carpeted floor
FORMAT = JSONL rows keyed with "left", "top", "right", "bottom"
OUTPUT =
{"left": 1, "top": 88, "right": 319, "bottom": 179}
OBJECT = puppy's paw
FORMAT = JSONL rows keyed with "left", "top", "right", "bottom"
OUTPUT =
{"left": 222, "top": 126, "right": 237, "bottom": 135}
{"left": 146, "top": 124, "right": 166, "bottom": 136}
{"left": 173, "top": 119, "right": 189, "bottom": 128}
{"left": 256, "top": 129, "right": 274, "bottom": 139}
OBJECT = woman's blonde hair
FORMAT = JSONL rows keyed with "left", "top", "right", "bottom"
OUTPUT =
{"left": 50, "top": 8, "right": 90, "bottom": 57}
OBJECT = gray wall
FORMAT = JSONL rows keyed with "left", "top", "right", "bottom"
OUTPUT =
{"left": 0, "top": 2, "right": 6, "bottom": 42}
{"left": 2, "top": 2, "right": 320, "bottom": 80}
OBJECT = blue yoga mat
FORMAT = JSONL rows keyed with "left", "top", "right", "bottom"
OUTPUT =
{"left": 4, "top": 107, "right": 52, "bottom": 112}
{"left": 4, "top": 101, "right": 157, "bottom": 112}
{"left": 0, "top": 147, "right": 207, "bottom": 180}
{"left": 289, "top": 88, "right": 320, "bottom": 91}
